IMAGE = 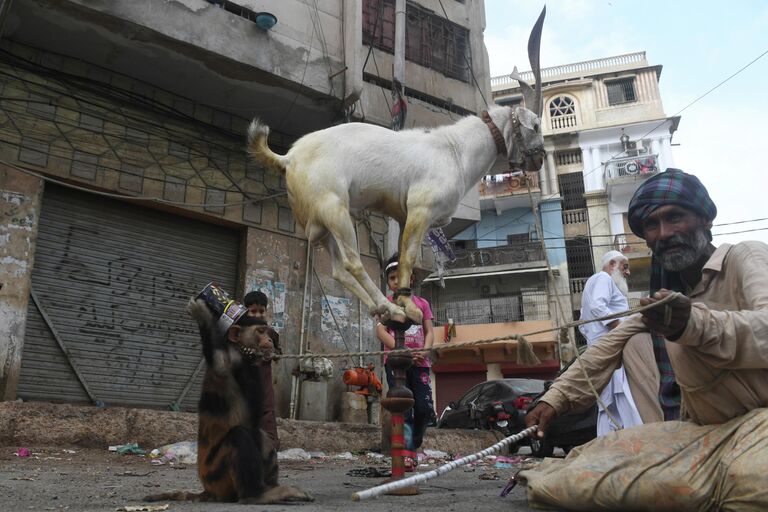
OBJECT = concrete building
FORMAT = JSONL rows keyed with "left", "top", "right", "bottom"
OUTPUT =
{"left": 492, "top": 51, "right": 680, "bottom": 334}
{"left": 0, "top": 0, "right": 491, "bottom": 422}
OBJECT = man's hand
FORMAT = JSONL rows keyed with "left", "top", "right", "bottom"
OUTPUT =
{"left": 412, "top": 351, "right": 427, "bottom": 365}
{"left": 525, "top": 402, "right": 556, "bottom": 439}
{"left": 640, "top": 289, "right": 691, "bottom": 339}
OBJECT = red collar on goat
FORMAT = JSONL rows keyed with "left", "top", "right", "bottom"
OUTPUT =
{"left": 482, "top": 110, "right": 507, "bottom": 156}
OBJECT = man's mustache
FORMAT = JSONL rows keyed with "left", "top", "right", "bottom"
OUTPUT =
{"left": 654, "top": 235, "right": 692, "bottom": 253}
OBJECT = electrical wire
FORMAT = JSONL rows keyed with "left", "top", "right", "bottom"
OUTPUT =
{"left": 436, "top": 0, "right": 488, "bottom": 108}
{"left": 6, "top": 160, "right": 287, "bottom": 208}
{"left": 575, "top": 48, "right": 768, "bottom": 183}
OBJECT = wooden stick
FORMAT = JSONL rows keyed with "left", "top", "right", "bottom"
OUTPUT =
{"left": 351, "top": 425, "right": 538, "bottom": 501}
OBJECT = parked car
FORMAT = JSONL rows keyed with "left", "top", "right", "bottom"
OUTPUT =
{"left": 527, "top": 388, "right": 597, "bottom": 457}
{"left": 436, "top": 378, "right": 547, "bottom": 436}
{"left": 526, "top": 349, "right": 598, "bottom": 457}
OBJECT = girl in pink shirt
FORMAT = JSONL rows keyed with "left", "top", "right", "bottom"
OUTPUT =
{"left": 376, "top": 253, "right": 435, "bottom": 470}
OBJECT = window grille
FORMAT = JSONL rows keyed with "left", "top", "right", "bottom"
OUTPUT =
{"left": 363, "top": 0, "right": 396, "bottom": 52}
{"left": 548, "top": 96, "right": 578, "bottom": 130}
{"left": 507, "top": 233, "right": 530, "bottom": 245}
{"left": 606, "top": 77, "right": 636, "bottom": 105}
{"left": 558, "top": 171, "right": 586, "bottom": 210}
{"left": 549, "top": 96, "right": 575, "bottom": 117}
{"left": 565, "top": 236, "right": 594, "bottom": 279}
{"left": 363, "top": 0, "right": 471, "bottom": 83}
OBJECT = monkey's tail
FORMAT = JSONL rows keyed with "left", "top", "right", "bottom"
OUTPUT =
{"left": 144, "top": 490, "right": 210, "bottom": 502}
{"left": 247, "top": 119, "right": 289, "bottom": 175}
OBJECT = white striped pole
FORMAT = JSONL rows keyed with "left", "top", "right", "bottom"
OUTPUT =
{"left": 351, "top": 425, "right": 538, "bottom": 501}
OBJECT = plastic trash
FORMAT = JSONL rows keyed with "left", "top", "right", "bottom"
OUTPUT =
{"left": 333, "top": 452, "right": 357, "bottom": 460}
{"left": 422, "top": 449, "right": 449, "bottom": 459}
{"left": 14, "top": 448, "right": 30, "bottom": 457}
{"left": 108, "top": 443, "right": 146, "bottom": 456}
{"left": 151, "top": 441, "right": 197, "bottom": 464}
{"left": 277, "top": 448, "right": 312, "bottom": 461}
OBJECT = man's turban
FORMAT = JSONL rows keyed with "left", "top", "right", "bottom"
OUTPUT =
{"left": 627, "top": 168, "right": 717, "bottom": 239}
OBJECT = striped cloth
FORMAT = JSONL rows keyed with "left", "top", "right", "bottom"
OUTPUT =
{"left": 649, "top": 257, "right": 682, "bottom": 420}
{"left": 627, "top": 168, "right": 717, "bottom": 239}
{"left": 628, "top": 168, "right": 717, "bottom": 421}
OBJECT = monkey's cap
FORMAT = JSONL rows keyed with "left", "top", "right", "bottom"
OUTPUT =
{"left": 196, "top": 282, "right": 247, "bottom": 332}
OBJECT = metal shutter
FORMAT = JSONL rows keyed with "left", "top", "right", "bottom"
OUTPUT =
{"left": 18, "top": 185, "right": 239, "bottom": 410}
{"left": 434, "top": 372, "right": 486, "bottom": 416}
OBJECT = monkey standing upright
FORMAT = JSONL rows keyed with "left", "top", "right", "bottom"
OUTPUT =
{"left": 145, "top": 297, "right": 313, "bottom": 504}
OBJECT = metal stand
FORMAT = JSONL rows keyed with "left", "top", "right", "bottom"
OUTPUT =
{"left": 380, "top": 318, "right": 419, "bottom": 496}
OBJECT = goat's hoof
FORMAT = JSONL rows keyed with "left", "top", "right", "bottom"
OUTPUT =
{"left": 378, "top": 303, "right": 407, "bottom": 324}
{"left": 404, "top": 303, "right": 423, "bottom": 324}
{"left": 394, "top": 296, "right": 423, "bottom": 325}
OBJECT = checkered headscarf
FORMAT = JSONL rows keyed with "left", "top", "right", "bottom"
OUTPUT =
{"left": 627, "top": 168, "right": 717, "bottom": 240}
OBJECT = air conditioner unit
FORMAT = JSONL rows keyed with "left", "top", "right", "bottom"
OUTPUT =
{"left": 625, "top": 140, "right": 640, "bottom": 156}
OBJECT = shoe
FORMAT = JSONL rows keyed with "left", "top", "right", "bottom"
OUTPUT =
{"left": 404, "top": 450, "right": 417, "bottom": 472}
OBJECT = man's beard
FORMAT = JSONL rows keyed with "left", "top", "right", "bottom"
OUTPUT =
{"left": 610, "top": 267, "right": 629, "bottom": 297}
{"left": 654, "top": 228, "right": 710, "bottom": 271}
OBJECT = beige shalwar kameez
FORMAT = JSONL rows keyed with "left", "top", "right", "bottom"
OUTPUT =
{"left": 520, "top": 241, "right": 768, "bottom": 511}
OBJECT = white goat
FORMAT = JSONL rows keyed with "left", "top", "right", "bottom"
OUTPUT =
{"left": 248, "top": 10, "right": 546, "bottom": 325}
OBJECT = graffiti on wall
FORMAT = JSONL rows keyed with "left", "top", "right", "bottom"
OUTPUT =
{"left": 1, "top": 191, "right": 35, "bottom": 278}
{"left": 244, "top": 269, "right": 287, "bottom": 331}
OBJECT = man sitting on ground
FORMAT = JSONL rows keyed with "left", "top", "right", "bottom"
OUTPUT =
{"left": 521, "top": 169, "right": 768, "bottom": 511}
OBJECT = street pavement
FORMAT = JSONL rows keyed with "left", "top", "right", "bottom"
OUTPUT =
{"left": 0, "top": 447, "right": 544, "bottom": 511}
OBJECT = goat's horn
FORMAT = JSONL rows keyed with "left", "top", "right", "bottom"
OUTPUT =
{"left": 527, "top": 6, "right": 546, "bottom": 117}
{"left": 510, "top": 66, "right": 536, "bottom": 113}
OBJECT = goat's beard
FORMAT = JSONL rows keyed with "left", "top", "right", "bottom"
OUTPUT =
{"left": 654, "top": 228, "right": 710, "bottom": 272}
{"left": 610, "top": 267, "right": 629, "bottom": 297}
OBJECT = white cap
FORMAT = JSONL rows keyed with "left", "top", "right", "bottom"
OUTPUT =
{"left": 601, "top": 250, "right": 626, "bottom": 269}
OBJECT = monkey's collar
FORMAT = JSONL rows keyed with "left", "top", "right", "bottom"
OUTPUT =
{"left": 238, "top": 345, "right": 273, "bottom": 365}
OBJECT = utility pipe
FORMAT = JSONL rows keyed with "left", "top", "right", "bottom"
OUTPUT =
{"left": 289, "top": 241, "right": 313, "bottom": 420}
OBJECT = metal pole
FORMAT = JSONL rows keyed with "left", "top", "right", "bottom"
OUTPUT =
{"left": 289, "top": 242, "right": 313, "bottom": 420}
{"left": 393, "top": 0, "right": 405, "bottom": 84}
{"left": 379, "top": 319, "right": 418, "bottom": 495}
{"left": 352, "top": 426, "right": 538, "bottom": 501}
{"left": 358, "top": 298, "right": 363, "bottom": 367}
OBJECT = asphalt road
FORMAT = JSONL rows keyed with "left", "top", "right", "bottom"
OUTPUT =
{"left": 0, "top": 447, "right": 543, "bottom": 512}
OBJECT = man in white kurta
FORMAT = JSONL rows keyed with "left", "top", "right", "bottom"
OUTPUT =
{"left": 579, "top": 250, "right": 643, "bottom": 436}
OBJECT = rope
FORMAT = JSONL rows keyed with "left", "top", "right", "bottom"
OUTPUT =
{"left": 351, "top": 425, "right": 538, "bottom": 501}
{"left": 275, "top": 292, "right": 682, "bottom": 360}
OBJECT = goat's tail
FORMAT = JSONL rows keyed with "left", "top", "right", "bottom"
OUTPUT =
{"left": 247, "top": 119, "right": 288, "bottom": 174}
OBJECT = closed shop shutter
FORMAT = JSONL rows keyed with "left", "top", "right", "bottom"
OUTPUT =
{"left": 434, "top": 371, "right": 486, "bottom": 415}
{"left": 18, "top": 185, "right": 239, "bottom": 410}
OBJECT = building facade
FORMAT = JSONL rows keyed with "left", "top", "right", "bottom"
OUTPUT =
{"left": 492, "top": 51, "right": 680, "bottom": 337}
{"left": 0, "top": 0, "right": 490, "bottom": 421}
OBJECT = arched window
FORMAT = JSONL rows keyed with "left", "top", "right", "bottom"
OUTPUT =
{"left": 548, "top": 96, "right": 578, "bottom": 131}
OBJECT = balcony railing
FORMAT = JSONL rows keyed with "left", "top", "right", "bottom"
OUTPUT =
{"left": 491, "top": 51, "right": 647, "bottom": 88}
{"left": 562, "top": 208, "right": 588, "bottom": 225}
{"left": 479, "top": 172, "right": 539, "bottom": 198}
{"left": 570, "top": 276, "right": 588, "bottom": 294}
{"left": 430, "top": 290, "right": 549, "bottom": 325}
{"left": 550, "top": 113, "right": 577, "bottom": 132}
{"left": 605, "top": 154, "right": 659, "bottom": 181}
{"left": 447, "top": 241, "right": 545, "bottom": 269}
{"left": 555, "top": 149, "right": 582, "bottom": 167}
